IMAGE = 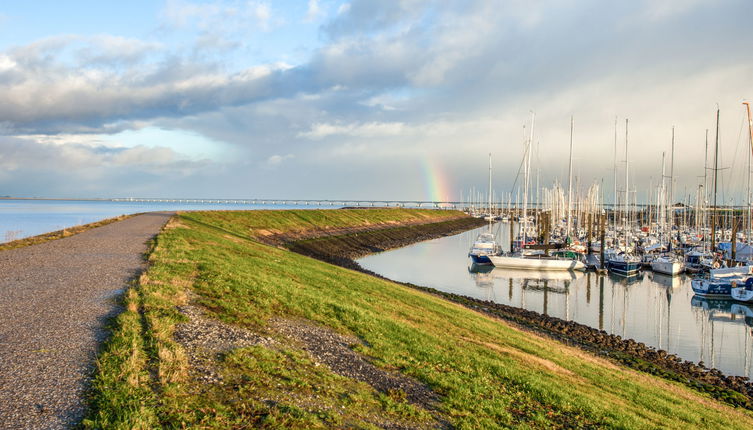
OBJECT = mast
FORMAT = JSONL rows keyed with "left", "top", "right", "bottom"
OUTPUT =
{"left": 704, "top": 129, "right": 709, "bottom": 251}
{"left": 488, "top": 153, "right": 492, "bottom": 225}
{"left": 670, "top": 126, "right": 675, "bottom": 232}
{"left": 712, "top": 108, "right": 720, "bottom": 253}
{"left": 523, "top": 112, "right": 535, "bottom": 245}
{"left": 744, "top": 101, "right": 753, "bottom": 248}
{"left": 625, "top": 118, "right": 630, "bottom": 251}
{"left": 613, "top": 116, "right": 618, "bottom": 246}
{"left": 661, "top": 152, "right": 666, "bottom": 241}
{"left": 567, "top": 116, "right": 574, "bottom": 238}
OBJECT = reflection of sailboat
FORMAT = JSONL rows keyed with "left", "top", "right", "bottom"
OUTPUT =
{"left": 468, "top": 264, "right": 496, "bottom": 300}
{"left": 691, "top": 295, "right": 753, "bottom": 374}
{"left": 730, "top": 303, "right": 753, "bottom": 327}
{"left": 649, "top": 272, "right": 682, "bottom": 289}
{"left": 469, "top": 264, "right": 580, "bottom": 282}
{"left": 608, "top": 271, "right": 643, "bottom": 285}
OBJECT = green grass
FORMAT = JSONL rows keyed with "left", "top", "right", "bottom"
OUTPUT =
{"left": 87, "top": 209, "right": 753, "bottom": 429}
{"left": 0, "top": 214, "right": 133, "bottom": 251}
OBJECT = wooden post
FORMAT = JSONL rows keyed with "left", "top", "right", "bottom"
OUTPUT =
{"left": 600, "top": 214, "right": 606, "bottom": 270}
{"left": 587, "top": 213, "right": 593, "bottom": 255}
{"left": 731, "top": 216, "right": 738, "bottom": 264}
{"left": 509, "top": 220, "right": 515, "bottom": 254}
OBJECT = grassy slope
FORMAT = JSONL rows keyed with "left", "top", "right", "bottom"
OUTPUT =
{"left": 88, "top": 209, "right": 753, "bottom": 429}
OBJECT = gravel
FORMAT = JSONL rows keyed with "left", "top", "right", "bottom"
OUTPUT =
{"left": 175, "top": 301, "right": 274, "bottom": 385}
{"left": 270, "top": 318, "right": 439, "bottom": 411}
{"left": 0, "top": 212, "right": 173, "bottom": 430}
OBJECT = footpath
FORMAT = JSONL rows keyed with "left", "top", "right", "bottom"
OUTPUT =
{"left": 0, "top": 212, "right": 172, "bottom": 429}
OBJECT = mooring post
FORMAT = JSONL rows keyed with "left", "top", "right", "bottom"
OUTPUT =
{"left": 509, "top": 220, "right": 515, "bottom": 254}
{"left": 587, "top": 213, "right": 593, "bottom": 255}
{"left": 731, "top": 216, "right": 738, "bottom": 265}
{"left": 600, "top": 213, "right": 606, "bottom": 271}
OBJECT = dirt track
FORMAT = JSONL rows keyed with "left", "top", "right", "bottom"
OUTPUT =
{"left": 0, "top": 212, "right": 172, "bottom": 429}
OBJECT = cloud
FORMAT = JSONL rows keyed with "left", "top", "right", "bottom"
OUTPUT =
{"left": 298, "top": 121, "right": 407, "bottom": 139}
{"left": 265, "top": 153, "right": 294, "bottom": 166}
{"left": 2, "top": 0, "right": 753, "bottom": 201}
{"left": 162, "top": 0, "right": 274, "bottom": 31}
{"left": 305, "top": 0, "right": 322, "bottom": 22}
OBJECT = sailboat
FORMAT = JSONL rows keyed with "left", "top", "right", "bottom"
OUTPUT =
{"left": 692, "top": 107, "right": 749, "bottom": 296}
{"left": 468, "top": 154, "right": 501, "bottom": 265}
{"left": 489, "top": 113, "right": 585, "bottom": 271}
{"left": 651, "top": 128, "right": 685, "bottom": 276}
{"left": 606, "top": 118, "right": 641, "bottom": 277}
{"left": 729, "top": 101, "right": 753, "bottom": 301}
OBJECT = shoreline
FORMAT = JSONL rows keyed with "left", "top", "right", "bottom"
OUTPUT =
{"left": 283, "top": 220, "right": 753, "bottom": 410}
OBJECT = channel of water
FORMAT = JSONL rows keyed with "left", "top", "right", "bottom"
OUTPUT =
{"left": 358, "top": 222, "right": 753, "bottom": 378}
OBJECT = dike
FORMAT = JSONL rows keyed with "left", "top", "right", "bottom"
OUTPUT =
{"left": 284, "top": 221, "right": 753, "bottom": 411}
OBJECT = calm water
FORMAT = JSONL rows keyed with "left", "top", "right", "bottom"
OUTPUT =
{"left": 0, "top": 199, "right": 332, "bottom": 242}
{"left": 358, "top": 223, "right": 753, "bottom": 378}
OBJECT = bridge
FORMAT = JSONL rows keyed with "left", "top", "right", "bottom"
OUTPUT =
{"left": 110, "top": 197, "right": 464, "bottom": 209}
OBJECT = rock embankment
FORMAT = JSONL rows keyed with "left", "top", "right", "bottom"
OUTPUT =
{"left": 287, "top": 216, "right": 486, "bottom": 269}
{"left": 284, "top": 220, "right": 753, "bottom": 411}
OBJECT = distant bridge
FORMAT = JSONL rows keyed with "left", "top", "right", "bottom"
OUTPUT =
{"left": 108, "top": 198, "right": 749, "bottom": 211}
{"left": 110, "top": 197, "right": 464, "bottom": 209}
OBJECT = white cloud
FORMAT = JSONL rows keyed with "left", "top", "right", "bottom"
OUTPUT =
{"left": 265, "top": 153, "right": 294, "bottom": 166}
{"left": 305, "top": 0, "right": 322, "bottom": 22}
{"left": 299, "top": 121, "right": 407, "bottom": 139}
{"left": 161, "top": 0, "right": 274, "bottom": 31}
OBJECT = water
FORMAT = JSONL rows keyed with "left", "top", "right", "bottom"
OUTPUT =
{"left": 0, "top": 199, "right": 332, "bottom": 242}
{"left": 358, "top": 223, "right": 753, "bottom": 378}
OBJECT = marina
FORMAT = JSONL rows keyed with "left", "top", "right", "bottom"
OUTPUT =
{"left": 358, "top": 222, "right": 753, "bottom": 378}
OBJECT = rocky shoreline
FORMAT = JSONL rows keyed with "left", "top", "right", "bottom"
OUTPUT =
{"left": 284, "top": 218, "right": 753, "bottom": 411}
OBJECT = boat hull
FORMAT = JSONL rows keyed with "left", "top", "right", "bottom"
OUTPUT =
{"left": 469, "top": 254, "right": 493, "bottom": 265}
{"left": 650, "top": 260, "right": 684, "bottom": 276}
{"left": 691, "top": 278, "right": 732, "bottom": 297}
{"left": 606, "top": 260, "right": 641, "bottom": 277}
{"left": 731, "top": 278, "right": 753, "bottom": 302}
{"left": 489, "top": 255, "right": 585, "bottom": 271}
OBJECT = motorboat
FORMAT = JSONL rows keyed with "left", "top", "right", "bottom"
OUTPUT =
{"left": 468, "top": 232, "right": 501, "bottom": 265}
{"left": 691, "top": 266, "right": 753, "bottom": 297}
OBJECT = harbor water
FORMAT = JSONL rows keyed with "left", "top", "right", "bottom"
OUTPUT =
{"left": 358, "top": 222, "right": 753, "bottom": 378}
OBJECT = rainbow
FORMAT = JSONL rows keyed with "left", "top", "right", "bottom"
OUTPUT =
{"left": 421, "top": 159, "right": 452, "bottom": 202}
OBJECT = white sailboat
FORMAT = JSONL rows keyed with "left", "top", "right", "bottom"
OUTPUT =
{"left": 468, "top": 154, "right": 501, "bottom": 265}
{"left": 490, "top": 113, "right": 585, "bottom": 272}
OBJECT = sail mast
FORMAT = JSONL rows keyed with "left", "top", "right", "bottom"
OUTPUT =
{"left": 744, "top": 101, "right": 753, "bottom": 248}
{"left": 625, "top": 118, "right": 630, "bottom": 251}
{"left": 488, "top": 153, "right": 492, "bottom": 229}
{"left": 704, "top": 129, "right": 709, "bottom": 251}
{"left": 712, "top": 108, "right": 720, "bottom": 253}
{"left": 670, "top": 126, "right": 675, "bottom": 232}
{"left": 567, "top": 116, "right": 574, "bottom": 238}
{"left": 523, "top": 112, "right": 535, "bottom": 245}
{"left": 613, "top": 116, "right": 618, "bottom": 246}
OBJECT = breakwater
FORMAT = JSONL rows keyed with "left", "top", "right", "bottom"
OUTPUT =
{"left": 285, "top": 220, "right": 753, "bottom": 410}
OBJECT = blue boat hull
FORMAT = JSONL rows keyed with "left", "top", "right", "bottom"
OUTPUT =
{"left": 607, "top": 260, "right": 641, "bottom": 276}
{"left": 691, "top": 278, "right": 732, "bottom": 297}
{"left": 469, "top": 254, "right": 493, "bottom": 265}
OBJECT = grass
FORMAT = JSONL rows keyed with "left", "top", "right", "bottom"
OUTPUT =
{"left": 0, "top": 214, "right": 133, "bottom": 252}
{"left": 87, "top": 209, "right": 753, "bottom": 429}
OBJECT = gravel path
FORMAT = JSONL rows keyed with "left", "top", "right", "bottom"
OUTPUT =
{"left": 0, "top": 212, "right": 173, "bottom": 429}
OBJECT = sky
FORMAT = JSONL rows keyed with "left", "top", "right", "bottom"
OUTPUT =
{"left": 0, "top": 0, "right": 752, "bottom": 203}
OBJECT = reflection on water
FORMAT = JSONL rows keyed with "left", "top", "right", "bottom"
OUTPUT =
{"left": 358, "top": 223, "right": 753, "bottom": 377}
